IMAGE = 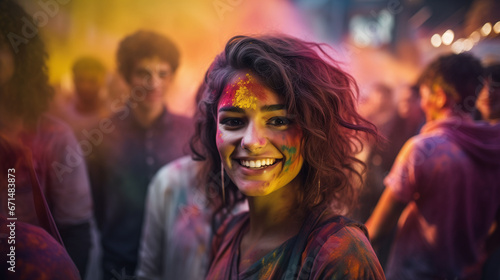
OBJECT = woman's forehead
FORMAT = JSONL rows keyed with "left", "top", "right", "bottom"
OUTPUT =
{"left": 218, "top": 71, "right": 282, "bottom": 110}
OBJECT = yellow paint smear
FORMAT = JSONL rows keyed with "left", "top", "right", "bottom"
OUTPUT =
{"left": 232, "top": 74, "right": 257, "bottom": 110}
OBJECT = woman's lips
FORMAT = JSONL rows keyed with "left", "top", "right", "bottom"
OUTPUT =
{"left": 232, "top": 158, "right": 282, "bottom": 176}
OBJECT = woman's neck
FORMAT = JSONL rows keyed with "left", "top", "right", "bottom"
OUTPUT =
{"left": 130, "top": 103, "right": 164, "bottom": 128}
{"left": 245, "top": 178, "right": 306, "bottom": 240}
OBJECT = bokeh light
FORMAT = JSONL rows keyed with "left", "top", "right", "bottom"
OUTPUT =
{"left": 469, "top": 31, "right": 480, "bottom": 43}
{"left": 494, "top": 21, "right": 500, "bottom": 34}
{"left": 481, "top": 22, "right": 492, "bottom": 36}
{"left": 451, "top": 38, "right": 464, "bottom": 54}
{"left": 462, "top": 38, "right": 473, "bottom": 51}
{"left": 442, "top": 29, "right": 454, "bottom": 45}
{"left": 431, "top": 34, "right": 442, "bottom": 47}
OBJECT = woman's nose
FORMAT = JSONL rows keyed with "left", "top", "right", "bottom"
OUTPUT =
{"left": 241, "top": 122, "right": 266, "bottom": 153}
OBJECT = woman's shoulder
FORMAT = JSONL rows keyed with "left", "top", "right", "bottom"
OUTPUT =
{"left": 308, "top": 216, "right": 371, "bottom": 254}
{"left": 302, "top": 215, "right": 385, "bottom": 279}
{"left": 305, "top": 215, "right": 370, "bottom": 258}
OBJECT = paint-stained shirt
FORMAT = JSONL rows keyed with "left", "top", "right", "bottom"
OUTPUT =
{"left": 137, "top": 156, "right": 249, "bottom": 280}
{"left": 384, "top": 119, "right": 500, "bottom": 279}
{"left": 136, "top": 156, "right": 210, "bottom": 280}
{"left": 88, "top": 104, "right": 193, "bottom": 273}
{"left": 206, "top": 211, "right": 385, "bottom": 280}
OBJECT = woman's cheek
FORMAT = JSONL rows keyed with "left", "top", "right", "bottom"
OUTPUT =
{"left": 216, "top": 128, "right": 224, "bottom": 147}
{"left": 216, "top": 128, "right": 234, "bottom": 167}
{"left": 281, "top": 128, "right": 303, "bottom": 171}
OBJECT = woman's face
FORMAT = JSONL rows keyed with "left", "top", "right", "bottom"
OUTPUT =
{"left": 216, "top": 71, "right": 303, "bottom": 196}
{"left": 0, "top": 41, "right": 15, "bottom": 87}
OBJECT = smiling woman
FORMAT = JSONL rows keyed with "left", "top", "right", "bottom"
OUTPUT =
{"left": 191, "top": 35, "right": 385, "bottom": 279}
{"left": 216, "top": 72, "right": 304, "bottom": 197}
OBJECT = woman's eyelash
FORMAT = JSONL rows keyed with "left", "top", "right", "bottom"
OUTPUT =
{"left": 218, "top": 116, "right": 291, "bottom": 128}
{"left": 219, "top": 118, "right": 244, "bottom": 126}
{"left": 267, "top": 117, "right": 291, "bottom": 126}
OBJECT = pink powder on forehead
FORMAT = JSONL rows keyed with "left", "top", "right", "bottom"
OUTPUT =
{"left": 218, "top": 73, "right": 268, "bottom": 109}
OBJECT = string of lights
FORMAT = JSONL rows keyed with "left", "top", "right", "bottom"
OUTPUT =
{"left": 430, "top": 21, "right": 500, "bottom": 53}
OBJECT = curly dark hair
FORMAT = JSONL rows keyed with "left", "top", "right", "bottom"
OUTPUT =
{"left": 191, "top": 35, "right": 377, "bottom": 219}
{"left": 418, "top": 53, "right": 484, "bottom": 113}
{"left": 484, "top": 64, "right": 500, "bottom": 84}
{"left": 0, "top": 0, "right": 53, "bottom": 126}
{"left": 116, "top": 30, "right": 180, "bottom": 84}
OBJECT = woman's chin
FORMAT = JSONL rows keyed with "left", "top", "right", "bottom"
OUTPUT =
{"left": 235, "top": 181, "right": 274, "bottom": 197}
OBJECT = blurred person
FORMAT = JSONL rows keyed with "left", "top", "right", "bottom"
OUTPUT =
{"left": 195, "top": 35, "right": 384, "bottom": 279}
{"left": 359, "top": 83, "right": 396, "bottom": 137}
{"left": 136, "top": 83, "right": 248, "bottom": 280}
{"left": 87, "top": 30, "right": 193, "bottom": 279}
{"left": 353, "top": 83, "right": 397, "bottom": 222}
{"left": 135, "top": 83, "right": 229, "bottom": 280}
{"left": 366, "top": 53, "right": 500, "bottom": 279}
{"left": 0, "top": 1, "right": 92, "bottom": 278}
{"left": 476, "top": 64, "right": 500, "bottom": 124}
{"left": 0, "top": 217, "right": 81, "bottom": 280}
{"left": 135, "top": 156, "right": 207, "bottom": 280}
{"left": 51, "top": 56, "right": 109, "bottom": 140}
{"left": 0, "top": 136, "right": 80, "bottom": 280}
{"left": 476, "top": 63, "right": 500, "bottom": 280}
{"left": 395, "top": 84, "right": 425, "bottom": 132}
{"left": 353, "top": 84, "right": 424, "bottom": 267}
{"left": 373, "top": 84, "right": 424, "bottom": 179}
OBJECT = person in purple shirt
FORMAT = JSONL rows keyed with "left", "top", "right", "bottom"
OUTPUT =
{"left": 366, "top": 53, "right": 500, "bottom": 279}
{"left": 87, "top": 30, "right": 193, "bottom": 280}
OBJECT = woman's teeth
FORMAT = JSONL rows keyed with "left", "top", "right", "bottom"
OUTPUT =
{"left": 240, "top": 159, "right": 276, "bottom": 168}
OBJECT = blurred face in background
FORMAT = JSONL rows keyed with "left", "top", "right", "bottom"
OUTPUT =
{"left": 128, "top": 56, "right": 172, "bottom": 111}
{"left": 397, "top": 86, "right": 424, "bottom": 124}
{"left": 476, "top": 78, "right": 500, "bottom": 123}
{"left": 73, "top": 70, "right": 106, "bottom": 104}
{"left": 419, "top": 85, "right": 441, "bottom": 122}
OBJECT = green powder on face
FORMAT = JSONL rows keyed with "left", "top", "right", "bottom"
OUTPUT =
{"left": 281, "top": 145, "right": 297, "bottom": 170}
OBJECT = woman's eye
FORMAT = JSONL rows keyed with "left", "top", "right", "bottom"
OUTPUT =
{"left": 268, "top": 117, "right": 290, "bottom": 127}
{"left": 219, "top": 118, "right": 244, "bottom": 128}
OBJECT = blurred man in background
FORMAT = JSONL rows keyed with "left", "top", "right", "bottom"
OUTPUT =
{"left": 88, "top": 30, "right": 193, "bottom": 280}
{"left": 51, "top": 56, "right": 109, "bottom": 141}
{"left": 366, "top": 53, "right": 500, "bottom": 279}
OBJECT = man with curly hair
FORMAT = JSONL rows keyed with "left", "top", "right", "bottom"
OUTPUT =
{"left": 87, "top": 30, "right": 193, "bottom": 279}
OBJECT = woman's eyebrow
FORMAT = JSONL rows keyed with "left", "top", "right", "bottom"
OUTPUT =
{"left": 218, "top": 106, "right": 244, "bottom": 113}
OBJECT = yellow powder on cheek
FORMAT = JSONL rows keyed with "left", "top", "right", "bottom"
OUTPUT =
{"left": 232, "top": 74, "right": 257, "bottom": 110}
